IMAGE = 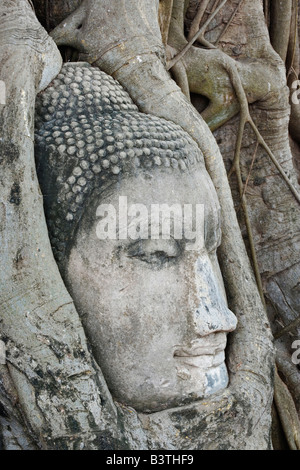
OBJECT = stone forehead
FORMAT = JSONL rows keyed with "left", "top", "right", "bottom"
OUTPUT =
{"left": 34, "top": 63, "right": 204, "bottom": 262}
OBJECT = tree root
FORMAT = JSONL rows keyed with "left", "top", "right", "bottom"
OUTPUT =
{"left": 169, "top": 59, "right": 191, "bottom": 100}
{"left": 0, "top": 364, "right": 36, "bottom": 449}
{"left": 276, "top": 348, "right": 300, "bottom": 413}
{"left": 167, "top": 0, "right": 230, "bottom": 70}
{"left": 170, "top": 0, "right": 300, "bottom": 444}
{"left": 274, "top": 366, "right": 300, "bottom": 450}
{"left": 31, "top": 0, "right": 82, "bottom": 32}
{"left": 32, "top": 0, "right": 276, "bottom": 448}
{"left": 289, "top": 102, "right": 300, "bottom": 146}
{"left": 274, "top": 315, "right": 300, "bottom": 340}
{"left": 159, "top": 0, "right": 174, "bottom": 48}
{"left": 269, "top": 0, "right": 293, "bottom": 63}
{"left": 219, "top": 60, "right": 300, "bottom": 303}
{"left": 242, "top": 141, "right": 259, "bottom": 198}
{"left": 187, "top": 0, "right": 211, "bottom": 42}
{"left": 215, "top": 0, "right": 245, "bottom": 46}
{"left": 225, "top": 62, "right": 300, "bottom": 206}
{"left": 236, "top": 162, "right": 266, "bottom": 306}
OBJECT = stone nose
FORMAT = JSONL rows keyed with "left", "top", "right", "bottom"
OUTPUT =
{"left": 191, "top": 255, "right": 238, "bottom": 337}
{"left": 192, "top": 304, "right": 237, "bottom": 337}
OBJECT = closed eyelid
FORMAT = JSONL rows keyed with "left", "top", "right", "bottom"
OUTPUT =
{"left": 126, "top": 238, "right": 181, "bottom": 258}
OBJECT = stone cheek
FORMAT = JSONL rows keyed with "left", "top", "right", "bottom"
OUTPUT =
{"left": 34, "top": 63, "right": 204, "bottom": 260}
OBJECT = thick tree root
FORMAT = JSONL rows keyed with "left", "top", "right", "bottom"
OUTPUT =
{"left": 274, "top": 316, "right": 300, "bottom": 340}
{"left": 159, "top": 0, "right": 174, "bottom": 47}
{"left": 225, "top": 62, "right": 300, "bottom": 205}
{"left": 167, "top": 0, "right": 229, "bottom": 70}
{"left": 270, "top": 0, "right": 293, "bottom": 62}
{"left": 215, "top": 0, "right": 245, "bottom": 46}
{"left": 187, "top": 0, "right": 211, "bottom": 42}
{"left": 274, "top": 367, "right": 300, "bottom": 450}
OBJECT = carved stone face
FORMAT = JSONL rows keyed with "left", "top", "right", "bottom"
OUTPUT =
{"left": 65, "top": 166, "right": 237, "bottom": 412}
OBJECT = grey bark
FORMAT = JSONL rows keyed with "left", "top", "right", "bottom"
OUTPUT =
{"left": 32, "top": 0, "right": 81, "bottom": 31}
{"left": 270, "top": 0, "right": 293, "bottom": 62}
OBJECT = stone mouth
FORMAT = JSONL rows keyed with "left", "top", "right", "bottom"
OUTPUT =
{"left": 174, "top": 352, "right": 225, "bottom": 369}
{"left": 173, "top": 333, "right": 227, "bottom": 359}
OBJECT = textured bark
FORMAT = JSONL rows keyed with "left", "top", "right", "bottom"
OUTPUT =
{"left": 31, "top": 0, "right": 82, "bottom": 31}
{"left": 158, "top": 0, "right": 174, "bottom": 48}
{"left": 270, "top": 0, "right": 293, "bottom": 62}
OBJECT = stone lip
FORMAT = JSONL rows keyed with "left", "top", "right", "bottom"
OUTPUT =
{"left": 174, "top": 352, "right": 225, "bottom": 369}
{"left": 173, "top": 332, "right": 227, "bottom": 368}
{"left": 173, "top": 333, "right": 227, "bottom": 371}
{"left": 173, "top": 332, "right": 227, "bottom": 358}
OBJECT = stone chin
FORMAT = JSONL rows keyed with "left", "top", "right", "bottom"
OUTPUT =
{"left": 104, "top": 338, "right": 231, "bottom": 414}
{"left": 205, "top": 363, "right": 229, "bottom": 396}
{"left": 111, "top": 361, "right": 230, "bottom": 414}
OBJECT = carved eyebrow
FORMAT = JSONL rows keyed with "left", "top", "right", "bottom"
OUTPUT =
{"left": 115, "top": 214, "right": 186, "bottom": 239}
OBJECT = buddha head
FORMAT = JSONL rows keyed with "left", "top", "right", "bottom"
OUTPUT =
{"left": 35, "top": 63, "right": 237, "bottom": 413}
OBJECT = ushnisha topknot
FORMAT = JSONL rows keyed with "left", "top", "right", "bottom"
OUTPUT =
{"left": 34, "top": 62, "right": 205, "bottom": 262}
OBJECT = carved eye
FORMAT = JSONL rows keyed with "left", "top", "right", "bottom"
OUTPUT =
{"left": 127, "top": 239, "right": 181, "bottom": 267}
